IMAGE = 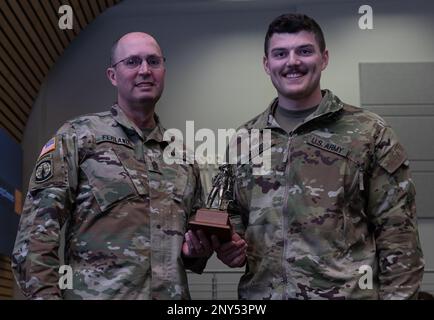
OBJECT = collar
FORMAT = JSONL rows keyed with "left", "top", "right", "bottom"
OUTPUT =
{"left": 254, "top": 89, "right": 344, "bottom": 130}
{"left": 110, "top": 104, "right": 167, "bottom": 144}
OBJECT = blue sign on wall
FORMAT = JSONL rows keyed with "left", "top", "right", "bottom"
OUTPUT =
{"left": 0, "top": 127, "right": 22, "bottom": 256}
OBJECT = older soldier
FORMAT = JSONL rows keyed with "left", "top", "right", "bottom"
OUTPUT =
{"left": 12, "top": 32, "right": 211, "bottom": 299}
{"left": 214, "top": 13, "right": 424, "bottom": 299}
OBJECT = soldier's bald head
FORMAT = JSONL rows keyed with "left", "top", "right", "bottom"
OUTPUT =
{"left": 110, "top": 32, "right": 162, "bottom": 66}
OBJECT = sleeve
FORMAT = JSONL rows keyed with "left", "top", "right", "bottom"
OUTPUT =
{"left": 224, "top": 132, "right": 251, "bottom": 238}
{"left": 11, "top": 123, "right": 78, "bottom": 299}
{"left": 181, "top": 162, "right": 209, "bottom": 274}
{"left": 227, "top": 163, "right": 249, "bottom": 238}
{"left": 367, "top": 125, "right": 425, "bottom": 300}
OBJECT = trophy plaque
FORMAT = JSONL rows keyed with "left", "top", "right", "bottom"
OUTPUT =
{"left": 188, "top": 208, "right": 232, "bottom": 243}
{"left": 188, "top": 164, "right": 234, "bottom": 243}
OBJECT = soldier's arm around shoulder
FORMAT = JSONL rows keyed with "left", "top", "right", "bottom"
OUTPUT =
{"left": 11, "top": 122, "right": 79, "bottom": 299}
{"left": 367, "top": 124, "right": 424, "bottom": 299}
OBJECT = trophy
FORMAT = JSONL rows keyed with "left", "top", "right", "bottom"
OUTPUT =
{"left": 188, "top": 164, "right": 234, "bottom": 243}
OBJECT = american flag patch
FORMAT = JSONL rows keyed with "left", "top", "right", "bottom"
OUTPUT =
{"left": 39, "top": 137, "right": 56, "bottom": 157}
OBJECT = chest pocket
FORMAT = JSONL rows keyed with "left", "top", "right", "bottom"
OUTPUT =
{"left": 80, "top": 146, "right": 146, "bottom": 213}
{"left": 302, "top": 133, "right": 364, "bottom": 196}
{"left": 147, "top": 159, "right": 188, "bottom": 203}
{"left": 145, "top": 157, "right": 190, "bottom": 233}
{"left": 293, "top": 134, "right": 367, "bottom": 251}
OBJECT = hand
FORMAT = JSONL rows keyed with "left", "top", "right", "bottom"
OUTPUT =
{"left": 182, "top": 229, "right": 213, "bottom": 258}
{"left": 212, "top": 232, "right": 247, "bottom": 268}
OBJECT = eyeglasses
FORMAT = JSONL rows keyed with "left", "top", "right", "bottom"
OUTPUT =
{"left": 111, "top": 55, "right": 166, "bottom": 69}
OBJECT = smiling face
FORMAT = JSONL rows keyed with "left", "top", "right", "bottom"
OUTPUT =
{"left": 263, "top": 31, "right": 329, "bottom": 109}
{"left": 106, "top": 32, "right": 165, "bottom": 110}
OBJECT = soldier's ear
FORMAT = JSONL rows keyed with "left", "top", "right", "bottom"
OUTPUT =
{"left": 106, "top": 67, "right": 117, "bottom": 86}
{"left": 321, "top": 49, "right": 329, "bottom": 71}
{"left": 263, "top": 55, "right": 271, "bottom": 75}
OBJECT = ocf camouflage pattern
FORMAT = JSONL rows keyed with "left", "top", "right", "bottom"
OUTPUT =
{"left": 228, "top": 90, "right": 424, "bottom": 299}
{"left": 12, "top": 105, "right": 205, "bottom": 300}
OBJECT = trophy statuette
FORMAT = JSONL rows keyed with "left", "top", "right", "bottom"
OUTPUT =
{"left": 188, "top": 164, "right": 234, "bottom": 243}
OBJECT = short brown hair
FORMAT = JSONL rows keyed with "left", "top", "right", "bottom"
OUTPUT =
{"left": 264, "top": 13, "right": 326, "bottom": 55}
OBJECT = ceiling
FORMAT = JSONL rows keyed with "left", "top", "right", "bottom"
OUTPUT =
{"left": 0, "top": 0, "right": 122, "bottom": 143}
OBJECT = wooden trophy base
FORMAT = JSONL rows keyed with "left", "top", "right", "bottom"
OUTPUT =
{"left": 188, "top": 208, "right": 232, "bottom": 243}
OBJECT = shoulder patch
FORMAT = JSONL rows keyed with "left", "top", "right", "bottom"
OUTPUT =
{"left": 379, "top": 142, "right": 407, "bottom": 174}
{"left": 39, "top": 137, "right": 56, "bottom": 158}
{"left": 35, "top": 157, "right": 53, "bottom": 183}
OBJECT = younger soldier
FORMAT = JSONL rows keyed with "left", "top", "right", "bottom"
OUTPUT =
{"left": 214, "top": 13, "right": 424, "bottom": 299}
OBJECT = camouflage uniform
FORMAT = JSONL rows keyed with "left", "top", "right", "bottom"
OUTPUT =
{"left": 12, "top": 105, "right": 205, "bottom": 299}
{"left": 229, "top": 90, "right": 424, "bottom": 299}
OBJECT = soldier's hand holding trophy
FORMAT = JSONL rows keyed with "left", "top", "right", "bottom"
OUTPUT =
{"left": 186, "top": 164, "right": 247, "bottom": 267}
{"left": 188, "top": 164, "right": 234, "bottom": 243}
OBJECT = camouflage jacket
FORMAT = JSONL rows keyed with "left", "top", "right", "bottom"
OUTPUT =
{"left": 229, "top": 90, "right": 424, "bottom": 300}
{"left": 12, "top": 105, "right": 205, "bottom": 300}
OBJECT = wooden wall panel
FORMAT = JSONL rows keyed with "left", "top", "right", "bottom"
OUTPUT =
{"left": 0, "top": 255, "right": 13, "bottom": 300}
{"left": 0, "top": 0, "right": 122, "bottom": 143}
{"left": 360, "top": 62, "right": 434, "bottom": 218}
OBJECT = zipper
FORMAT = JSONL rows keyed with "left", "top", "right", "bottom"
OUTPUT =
{"left": 281, "top": 133, "right": 292, "bottom": 299}
{"left": 358, "top": 166, "right": 365, "bottom": 191}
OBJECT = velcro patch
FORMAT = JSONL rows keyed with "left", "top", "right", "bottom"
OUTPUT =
{"left": 39, "top": 137, "right": 56, "bottom": 158}
{"left": 307, "top": 134, "right": 349, "bottom": 157}
{"left": 96, "top": 135, "right": 133, "bottom": 148}
{"left": 35, "top": 157, "right": 53, "bottom": 183}
{"left": 379, "top": 143, "right": 407, "bottom": 174}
